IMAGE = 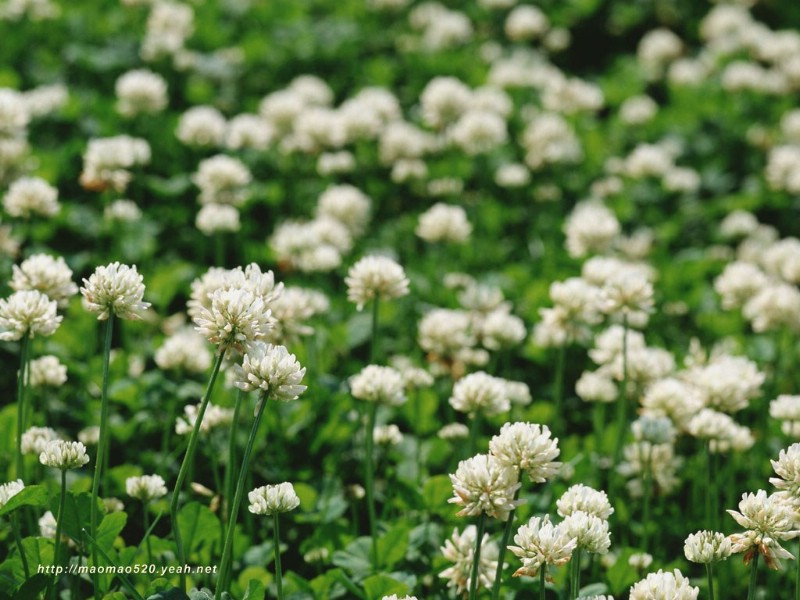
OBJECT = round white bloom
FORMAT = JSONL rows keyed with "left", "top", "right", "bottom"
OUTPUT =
{"left": 345, "top": 255, "right": 409, "bottom": 311}
{"left": 557, "top": 484, "right": 614, "bottom": 519}
{"left": 81, "top": 262, "right": 150, "bottom": 321}
{"left": 175, "top": 401, "right": 233, "bottom": 435}
{"left": 505, "top": 5, "right": 549, "bottom": 41}
{"left": 39, "top": 440, "right": 90, "bottom": 470}
{"left": 0, "top": 89, "right": 28, "bottom": 136}
{"left": 315, "top": 185, "right": 371, "bottom": 236}
{"left": 619, "top": 95, "right": 658, "bottom": 125}
{"left": 495, "top": 163, "right": 531, "bottom": 188}
{"left": 78, "top": 426, "right": 100, "bottom": 446}
{"left": 141, "top": 1, "right": 194, "bottom": 59}
{"left": 683, "top": 530, "right": 731, "bottom": 564}
{"left": 350, "top": 365, "right": 406, "bottom": 407}
{"left": 416, "top": 203, "right": 472, "bottom": 244}
{"left": 688, "top": 355, "right": 764, "bottom": 413}
{"left": 439, "top": 525, "right": 499, "bottom": 594}
{"left": 193, "top": 287, "right": 273, "bottom": 350}
{"left": 564, "top": 201, "right": 620, "bottom": 258}
{"left": 248, "top": 482, "right": 300, "bottom": 515}
{"left": 0, "top": 290, "right": 62, "bottom": 340}
{"left": 80, "top": 135, "right": 150, "bottom": 193}
{"left": 21, "top": 426, "right": 60, "bottom": 454}
{"left": 192, "top": 154, "right": 251, "bottom": 206}
{"left": 438, "top": 422, "right": 470, "bottom": 440}
{"left": 115, "top": 69, "right": 168, "bottom": 116}
{"left": 490, "top": 422, "right": 561, "bottom": 482}
{"left": 562, "top": 510, "right": 612, "bottom": 554}
{"left": 449, "top": 371, "right": 509, "bottom": 417}
{"left": 0, "top": 479, "right": 24, "bottom": 509}
{"left": 3, "top": 177, "right": 59, "bottom": 218}
{"left": 521, "top": 112, "right": 582, "bottom": 170}
{"left": 126, "top": 474, "right": 167, "bottom": 501}
{"left": 641, "top": 377, "right": 703, "bottom": 427}
{"left": 316, "top": 151, "right": 356, "bottom": 176}
{"left": 743, "top": 283, "right": 800, "bottom": 333}
{"left": 104, "top": 199, "right": 142, "bottom": 223}
{"left": 600, "top": 271, "right": 654, "bottom": 322}
{"left": 155, "top": 327, "right": 212, "bottom": 373}
{"left": 449, "top": 453, "right": 521, "bottom": 520}
{"left": 575, "top": 371, "right": 617, "bottom": 404}
{"left": 714, "top": 261, "right": 769, "bottom": 310}
{"left": 508, "top": 514, "right": 577, "bottom": 577}
{"left": 420, "top": 76, "right": 472, "bottom": 128}
{"left": 176, "top": 106, "right": 226, "bottom": 147}
{"left": 10, "top": 254, "right": 77, "bottom": 307}
{"left": 28, "top": 355, "right": 67, "bottom": 387}
{"left": 629, "top": 569, "right": 698, "bottom": 600}
{"left": 727, "top": 489, "right": 800, "bottom": 567}
{"left": 480, "top": 309, "right": 527, "bottom": 351}
{"left": 449, "top": 109, "right": 508, "bottom": 155}
{"left": 196, "top": 203, "right": 240, "bottom": 235}
{"left": 771, "top": 443, "right": 800, "bottom": 496}
{"left": 418, "top": 308, "right": 476, "bottom": 359}
{"left": 373, "top": 424, "right": 403, "bottom": 446}
{"left": 234, "top": 341, "right": 306, "bottom": 401}
{"left": 225, "top": 113, "right": 274, "bottom": 151}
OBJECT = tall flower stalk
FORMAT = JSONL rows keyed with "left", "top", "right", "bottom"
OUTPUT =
{"left": 15, "top": 336, "right": 30, "bottom": 479}
{"left": 468, "top": 513, "right": 486, "bottom": 600}
{"left": 215, "top": 342, "right": 306, "bottom": 598}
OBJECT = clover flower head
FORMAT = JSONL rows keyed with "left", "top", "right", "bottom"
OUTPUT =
{"left": 81, "top": 262, "right": 150, "bottom": 321}
{"left": 248, "top": 482, "right": 300, "bottom": 515}
{"left": 448, "top": 453, "right": 521, "bottom": 520}
{"left": 489, "top": 422, "right": 561, "bottom": 483}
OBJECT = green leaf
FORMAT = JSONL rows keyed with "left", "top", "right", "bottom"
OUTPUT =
{"left": 242, "top": 579, "right": 265, "bottom": 600}
{"left": 292, "top": 482, "right": 317, "bottom": 512}
{"left": 178, "top": 503, "right": 220, "bottom": 557}
{"left": 96, "top": 511, "right": 127, "bottom": 552}
{"left": 11, "top": 573, "right": 48, "bottom": 600}
{"left": 606, "top": 548, "right": 640, "bottom": 596}
{"left": 0, "top": 486, "right": 50, "bottom": 517}
{"left": 187, "top": 589, "right": 214, "bottom": 600}
{"left": 362, "top": 574, "right": 408, "bottom": 600}
{"left": 376, "top": 523, "right": 410, "bottom": 569}
{"left": 146, "top": 589, "right": 191, "bottom": 600}
{"left": 51, "top": 492, "right": 98, "bottom": 544}
{"left": 422, "top": 475, "right": 452, "bottom": 516}
{"left": 332, "top": 537, "right": 372, "bottom": 579}
{"left": 103, "top": 593, "right": 128, "bottom": 600}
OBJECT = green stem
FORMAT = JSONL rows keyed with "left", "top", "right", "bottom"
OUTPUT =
{"left": 89, "top": 313, "right": 115, "bottom": 596}
{"left": 540, "top": 564, "right": 547, "bottom": 600}
{"left": 747, "top": 552, "right": 759, "bottom": 600}
{"left": 273, "top": 513, "right": 283, "bottom": 600}
{"left": 706, "top": 563, "right": 715, "bottom": 600}
{"left": 571, "top": 549, "right": 582, "bottom": 600}
{"left": 642, "top": 445, "right": 652, "bottom": 555}
{"left": 705, "top": 442, "right": 713, "bottom": 530}
{"left": 554, "top": 344, "right": 566, "bottom": 429}
{"left": 613, "top": 316, "right": 629, "bottom": 466}
{"left": 491, "top": 487, "right": 521, "bottom": 600}
{"left": 50, "top": 469, "right": 67, "bottom": 600}
{"left": 469, "top": 412, "right": 481, "bottom": 457}
{"left": 224, "top": 390, "right": 243, "bottom": 540}
{"left": 216, "top": 392, "right": 269, "bottom": 598}
{"left": 469, "top": 513, "right": 486, "bottom": 600}
{"left": 143, "top": 504, "right": 152, "bottom": 563}
{"left": 10, "top": 514, "right": 30, "bottom": 579}
{"left": 170, "top": 349, "right": 225, "bottom": 591}
{"left": 365, "top": 402, "right": 378, "bottom": 571}
{"left": 796, "top": 539, "right": 800, "bottom": 600}
{"left": 369, "top": 296, "right": 379, "bottom": 363}
{"left": 15, "top": 335, "right": 30, "bottom": 480}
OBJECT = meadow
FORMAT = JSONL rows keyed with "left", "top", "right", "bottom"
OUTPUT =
{"left": 2, "top": 0, "right": 800, "bottom": 599}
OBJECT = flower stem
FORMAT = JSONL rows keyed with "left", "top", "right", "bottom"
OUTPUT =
{"left": 50, "top": 469, "right": 67, "bottom": 600}
{"left": 224, "top": 390, "right": 244, "bottom": 538}
{"left": 15, "top": 335, "right": 30, "bottom": 480}
{"left": 273, "top": 513, "right": 283, "bottom": 600}
{"left": 613, "top": 315, "right": 629, "bottom": 466}
{"left": 143, "top": 504, "right": 152, "bottom": 563}
{"left": 89, "top": 313, "right": 114, "bottom": 596}
{"left": 706, "top": 563, "right": 715, "bottom": 600}
{"left": 170, "top": 349, "right": 225, "bottom": 591}
{"left": 571, "top": 549, "right": 582, "bottom": 600}
{"left": 491, "top": 488, "right": 521, "bottom": 600}
{"left": 540, "top": 564, "right": 547, "bottom": 600}
{"left": 369, "top": 297, "right": 379, "bottom": 363}
{"left": 747, "top": 552, "right": 759, "bottom": 600}
{"left": 642, "top": 444, "right": 652, "bottom": 555}
{"left": 216, "top": 393, "right": 269, "bottom": 599}
{"left": 469, "top": 412, "right": 481, "bottom": 457}
{"left": 796, "top": 539, "right": 800, "bottom": 600}
{"left": 365, "top": 401, "right": 379, "bottom": 571}
{"left": 469, "top": 513, "right": 486, "bottom": 600}
{"left": 554, "top": 344, "right": 566, "bottom": 429}
{"left": 10, "top": 513, "right": 29, "bottom": 579}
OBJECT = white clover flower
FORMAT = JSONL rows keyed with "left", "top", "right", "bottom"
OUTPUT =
{"left": 489, "top": 422, "right": 561, "bottom": 483}
{"left": 508, "top": 514, "right": 577, "bottom": 577}
{"left": 39, "top": 440, "right": 90, "bottom": 470}
{"left": 418, "top": 308, "right": 477, "bottom": 365}
{"left": 727, "top": 489, "right": 800, "bottom": 568}
{"left": 248, "top": 482, "right": 300, "bottom": 515}
{"left": 0, "top": 479, "right": 24, "bottom": 509}
{"left": 600, "top": 271, "right": 654, "bottom": 323}
{"left": 628, "top": 552, "right": 653, "bottom": 570}
{"left": 350, "top": 365, "right": 406, "bottom": 407}
{"left": 267, "top": 286, "right": 329, "bottom": 344}
{"left": 449, "top": 109, "right": 508, "bottom": 155}
{"left": 629, "top": 569, "right": 698, "bottom": 600}
{"left": 419, "top": 76, "right": 472, "bottom": 128}
{"left": 193, "top": 288, "right": 273, "bottom": 350}
{"left": 176, "top": 106, "right": 226, "bottom": 147}
{"left": 192, "top": 154, "right": 251, "bottom": 206}
{"left": 126, "top": 474, "right": 168, "bottom": 501}
{"left": 3, "top": 177, "right": 60, "bottom": 219}
{"left": 373, "top": 424, "right": 403, "bottom": 446}
{"left": 771, "top": 443, "right": 800, "bottom": 497}
{"left": 575, "top": 371, "right": 618, "bottom": 404}
{"left": 561, "top": 511, "right": 612, "bottom": 554}
{"left": 438, "top": 423, "right": 470, "bottom": 440}
{"left": 81, "top": 262, "right": 150, "bottom": 321}
{"left": 80, "top": 135, "right": 150, "bottom": 193}
{"left": 505, "top": 5, "right": 549, "bottom": 41}
{"left": 557, "top": 484, "right": 615, "bottom": 520}
{"left": 175, "top": 402, "right": 233, "bottom": 435}
{"left": 416, "top": 203, "right": 472, "bottom": 244}
{"left": 115, "top": 69, "right": 168, "bottom": 117}
{"left": 226, "top": 113, "right": 274, "bottom": 151}
{"left": 480, "top": 309, "right": 527, "bottom": 351}
{"left": 0, "top": 290, "right": 62, "bottom": 340}
{"left": 684, "top": 531, "right": 732, "bottom": 564}
{"left": 78, "top": 426, "right": 100, "bottom": 446}
{"left": 449, "top": 372, "right": 509, "bottom": 417}
{"left": 234, "top": 341, "right": 306, "bottom": 401}
{"left": 345, "top": 255, "right": 409, "bottom": 311}
{"left": 104, "top": 199, "right": 142, "bottom": 223}
{"left": 743, "top": 283, "right": 800, "bottom": 333}
{"left": 380, "top": 596, "right": 418, "bottom": 600}
{"left": 196, "top": 203, "right": 240, "bottom": 235}
{"left": 448, "top": 453, "right": 521, "bottom": 520}
{"left": 21, "top": 426, "right": 60, "bottom": 454}
{"left": 27, "top": 355, "right": 67, "bottom": 387}
{"left": 640, "top": 377, "right": 704, "bottom": 428}
{"left": 155, "top": 327, "right": 212, "bottom": 373}
{"left": 10, "top": 254, "right": 77, "bottom": 307}
{"left": 315, "top": 184, "right": 371, "bottom": 236}
{"left": 439, "top": 525, "right": 499, "bottom": 594}
{"left": 687, "top": 355, "right": 764, "bottom": 413}
{"left": 38, "top": 510, "right": 57, "bottom": 538}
